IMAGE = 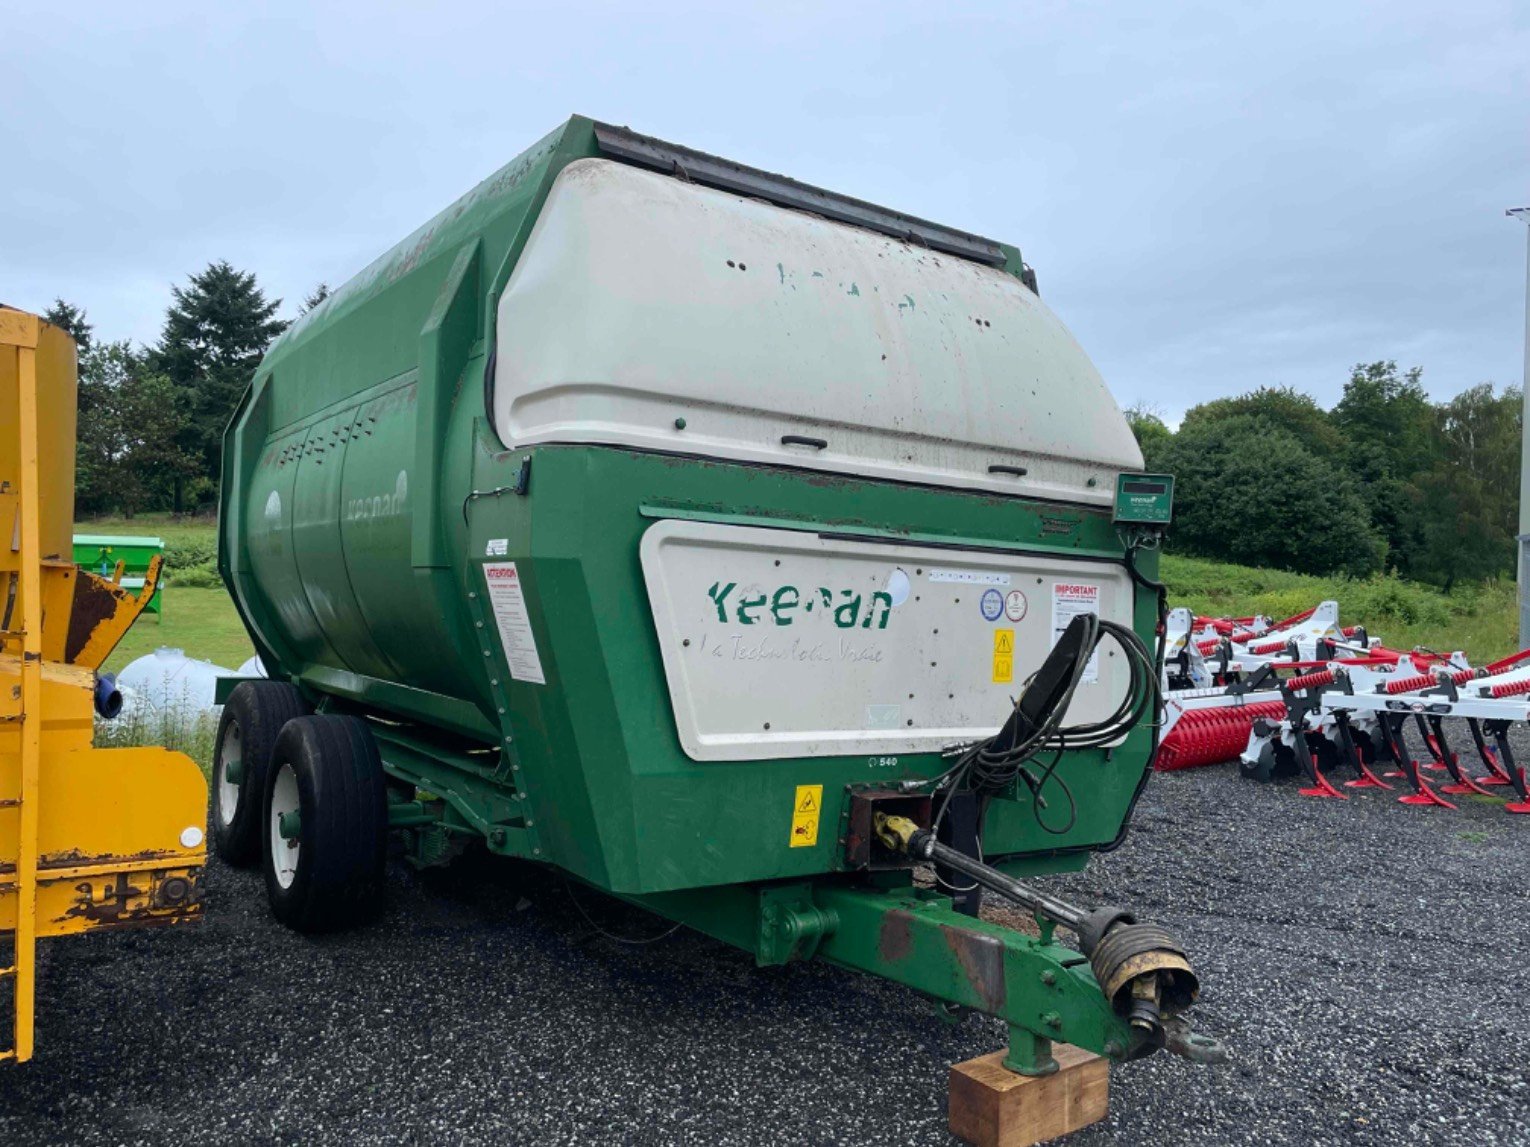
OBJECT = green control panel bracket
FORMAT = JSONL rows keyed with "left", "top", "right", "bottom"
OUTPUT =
{"left": 1112, "top": 473, "right": 1174, "bottom": 525}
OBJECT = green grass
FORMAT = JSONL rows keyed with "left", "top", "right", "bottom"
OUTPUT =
{"left": 1161, "top": 553, "right": 1518, "bottom": 662}
{"left": 102, "top": 587, "right": 254, "bottom": 675}
{"left": 75, "top": 511, "right": 219, "bottom": 547}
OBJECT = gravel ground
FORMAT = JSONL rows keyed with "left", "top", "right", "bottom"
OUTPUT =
{"left": 2, "top": 720, "right": 1528, "bottom": 1146}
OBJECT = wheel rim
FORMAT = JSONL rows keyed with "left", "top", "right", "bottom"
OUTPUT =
{"left": 269, "top": 763, "right": 301, "bottom": 889}
{"left": 217, "top": 720, "right": 243, "bottom": 826}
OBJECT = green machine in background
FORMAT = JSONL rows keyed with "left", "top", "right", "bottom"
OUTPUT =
{"left": 72, "top": 533, "right": 163, "bottom": 616}
{"left": 214, "top": 117, "right": 1219, "bottom": 1085}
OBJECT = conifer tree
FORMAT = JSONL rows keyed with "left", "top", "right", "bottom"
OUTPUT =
{"left": 153, "top": 261, "right": 287, "bottom": 506}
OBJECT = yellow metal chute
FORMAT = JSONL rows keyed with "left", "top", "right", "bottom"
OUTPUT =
{"left": 0, "top": 306, "right": 206, "bottom": 1064}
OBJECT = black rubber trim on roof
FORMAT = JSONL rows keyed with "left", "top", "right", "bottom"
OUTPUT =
{"left": 593, "top": 122, "right": 1008, "bottom": 268}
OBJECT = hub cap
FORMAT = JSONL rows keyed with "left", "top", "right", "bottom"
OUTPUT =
{"left": 269, "top": 763, "right": 301, "bottom": 889}
{"left": 217, "top": 720, "right": 243, "bottom": 826}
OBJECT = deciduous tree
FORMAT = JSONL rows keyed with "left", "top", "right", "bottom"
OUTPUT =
{"left": 1156, "top": 414, "right": 1385, "bottom": 577}
{"left": 74, "top": 341, "right": 198, "bottom": 517}
{"left": 1414, "top": 384, "right": 1521, "bottom": 589}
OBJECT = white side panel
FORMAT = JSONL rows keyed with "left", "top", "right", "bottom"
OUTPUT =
{"left": 495, "top": 159, "right": 1142, "bottom": 505}
{"left": 640, "top": 520, "right": 1136, "bottom": 762}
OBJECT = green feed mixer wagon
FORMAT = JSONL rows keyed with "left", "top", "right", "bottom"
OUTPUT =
{"left": 214, "top": 117, "right": 1220, "bottom": 1084}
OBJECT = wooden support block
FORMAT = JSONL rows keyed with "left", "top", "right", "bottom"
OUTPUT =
{"left": 949, "top": 1043, "right": 1109, "bottom": 1147}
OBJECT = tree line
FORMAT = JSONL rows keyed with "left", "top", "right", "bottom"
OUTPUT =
{"left": 1127, "top": 364, "right": 1522, "bottom": 589}
{"left": 44, "top": 262, "right": 326, "bottom": 517}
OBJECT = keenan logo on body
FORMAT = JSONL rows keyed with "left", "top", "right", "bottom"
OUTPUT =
{"left": 706, "top": 581, "right": 894, "bottom": 630}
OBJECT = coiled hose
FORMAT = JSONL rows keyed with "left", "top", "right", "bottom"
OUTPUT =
{"left": 933, "top": 612, "right": 1160, "bottom": 835}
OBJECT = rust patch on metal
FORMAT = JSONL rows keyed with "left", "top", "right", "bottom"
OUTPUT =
{"left": 38, "top": 846, "right": 181, "bottom": 870}
{"left": 879, "top": 908, "right": 915, "bottom": 963}
{"left": 941, "top": 924, "right": 1007, "bottom": 1013}
{"left": 61, "top": 868, "right": 204, "bottom": 929}
{"left": 64, "top": 573, "right": 123, "bottom": 662}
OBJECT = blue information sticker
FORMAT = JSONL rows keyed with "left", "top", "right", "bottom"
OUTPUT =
{"left": 980, "top": 588, "right": 1004, "bottom": 621}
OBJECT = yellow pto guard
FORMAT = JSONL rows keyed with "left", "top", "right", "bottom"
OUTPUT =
{"left": 0, "top": 306, "right": 207, "bottom": 1064}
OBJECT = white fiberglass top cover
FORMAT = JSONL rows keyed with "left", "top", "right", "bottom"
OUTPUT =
{"left": 493, "top": 158, "right": 1142, "bottom": 503}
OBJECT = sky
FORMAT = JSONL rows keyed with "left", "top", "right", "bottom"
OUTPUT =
{"left": 3, "top": 1, "right": 1526, "bottom": 422}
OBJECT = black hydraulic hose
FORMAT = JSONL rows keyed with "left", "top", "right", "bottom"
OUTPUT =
{"left": 920, "top": 541, "right": 1166, "bottom": 853}
{"left": 948, "top": 616, "right": 1156, "bottom": 791}
{"left": 1090, "top": 540, "right": 1170, "bottom": 855}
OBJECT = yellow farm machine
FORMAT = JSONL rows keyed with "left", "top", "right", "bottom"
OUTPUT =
{"left": 0, "top": 305, "right": 206, "bottom": 1063}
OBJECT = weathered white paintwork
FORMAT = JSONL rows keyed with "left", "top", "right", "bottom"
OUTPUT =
{"left": 641, "top": 520, "right": 1135, "bottom": 761}
{"left": 495, "top": 159, "right": 1142, "bottom": 505}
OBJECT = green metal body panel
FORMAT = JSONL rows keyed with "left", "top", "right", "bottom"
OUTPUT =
{"left": 225, "top": 431, "right": 1159, "bottom": 894}
{"left": 630, "top": 877, "right": 1138, "bottom": 1067}
{"left": 219, "top": 115, "right": 1164, "bottom": 1062}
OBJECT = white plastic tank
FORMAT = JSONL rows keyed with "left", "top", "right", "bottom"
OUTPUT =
{"left": 116, "top": 647, "right": 237, "bottom": 719}
{"left": 236, "top": 655, "right": 269, "bottom": 678}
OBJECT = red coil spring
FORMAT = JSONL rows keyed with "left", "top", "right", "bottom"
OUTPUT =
{"left": 1156, "top": 701, "right": 1288, "bottom": 771}
{"left": 1384, "top": 672, "right": 1436, "bottom": 695}
{"left": 1248, "top": 638, "right": 1289, "bottom": 656}
{"left": 1487, "top": 677, "right": 1530, "bottom": 700}
{"left": 1284, "top": 669, "right": 1335, "bottom": 692}
{"left": 1194, "top": 637, "right": 1222, "bottom": 655}
{"left": 1224, "top": 608, "right": 1319, "bottom": 648}
{"left": 1383, "top": 665, "right": 1479, "bottom": 694}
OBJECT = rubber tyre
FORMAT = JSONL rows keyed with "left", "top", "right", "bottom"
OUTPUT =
{"left": 262, "top": 715, "right": 388, "bottom": 933}
{"left": 212, "top": 681, "right": 309, "bottom": 866}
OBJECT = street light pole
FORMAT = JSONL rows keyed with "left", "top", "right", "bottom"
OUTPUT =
{"left": 1510, "top": 207, "right": 1530, "bottom": 647}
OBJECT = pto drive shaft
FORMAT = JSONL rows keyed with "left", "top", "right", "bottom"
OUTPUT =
{"left": 874, "top": 813, "right": 1223, "bottom": 1062}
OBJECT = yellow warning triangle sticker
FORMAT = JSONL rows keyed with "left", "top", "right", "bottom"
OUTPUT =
{"left": 797, "top": 791, "right": 818, "bottom": 813}
{"left": 994, "top": 630, "right": 1014, "bottom": 653}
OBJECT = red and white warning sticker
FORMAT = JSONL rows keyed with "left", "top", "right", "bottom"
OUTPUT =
{"left": 1051, "top": 582, "right": 1100, "bottom": 683}
{"left": 483, "top": 562, "right": 547, "bottom": 685}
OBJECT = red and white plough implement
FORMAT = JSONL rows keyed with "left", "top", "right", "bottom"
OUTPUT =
{"left": 1158, "top": 601, "right": 1374, "bottom": 771}
{"left": 1156, "top": 601, "right": 1530, "bottom": 815}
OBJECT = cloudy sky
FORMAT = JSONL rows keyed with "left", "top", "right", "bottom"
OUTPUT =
{"left": 3, "top": 1, "right": 1525, "bottom": 420}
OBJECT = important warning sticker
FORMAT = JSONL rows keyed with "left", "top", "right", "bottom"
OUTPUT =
{"left": 1052, "top": 582, "right": 1100, "bottom": 683}
{"left": 790, "top": 784, "right": 823, "bottom": 848}
{"left": 483, "top": 562, "right": 547, "bottom": 685}
{"left": 992, "top": 628, "right": 1014, "bottom": 684}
